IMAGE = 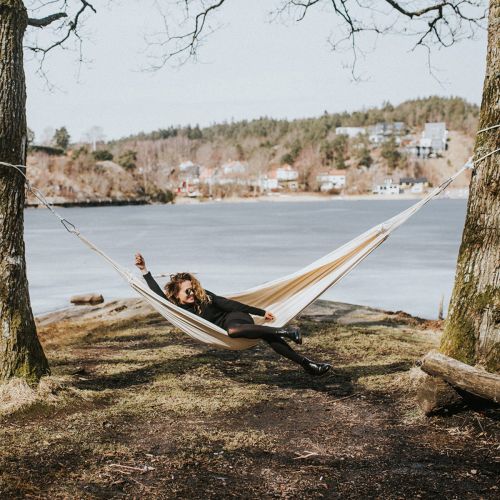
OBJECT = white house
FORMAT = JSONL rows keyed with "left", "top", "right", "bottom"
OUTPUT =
{"left": 373, "top": 179, "right": 401, "bottom": 195}
{"left": 316, "top": 170, "right": 346, "bottom": 191}
{"left": 221, "top": 160, "right": 247, "bottom": 175}
{"left": 335, "top": 127, "right": 366, "bottom": 138}
{"left": 179, "top": 160, "right": 196, "bottom": 171}
{"left": 415, "top": 122, "right": 448, "bottom": 157}
{"left": 399, "top": 177, "right": 429, "bottom": 193}
{"left": 262, "top": 165, "right": 299, "bottom": 190}
{"left": 253, "top": 173, "right": 279, "bottom": 191}
{"left": 178, "top": 164, "right": 200, "bottom": 178}
{"left": 276, "top": 164, "right": 299, "bottom": 181}
{"left": 368, "top": 122, "right": 407, "bottom": 144}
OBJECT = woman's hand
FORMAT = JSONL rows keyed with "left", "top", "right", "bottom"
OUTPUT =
{"left": 264, "top": 311, "right": 275, "bottom": 322}
{"left": 134, "top": 252, "right": 147, "bottom": 272}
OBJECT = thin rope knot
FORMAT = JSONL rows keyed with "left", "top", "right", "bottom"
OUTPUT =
{"left": 60, "top": 218, "right": 80, "bottom": 235}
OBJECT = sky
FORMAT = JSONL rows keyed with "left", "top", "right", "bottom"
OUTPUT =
{"left": 25, "top": 0, "right": 487, "bottom": 143}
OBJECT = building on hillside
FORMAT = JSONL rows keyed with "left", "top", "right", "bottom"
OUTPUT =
{"left": 399, "top": 177, "right": 429, "bottom": 193}
{"left": 276, "top": 164, "right": 298, "bottom": 181}
{"left": 421, "top": 122, "right": 448, "bottom": 156}
{"left": 408, "top": 122, "right": 448, "bottom": 158}
{"left": 177, "top": 161, "right": 202, "bottom": 196}
{"left": 335, "top": 127, "right": 366, "bottom": 138}
{"left": 368, "top": 122, "right": 407, "bottom": 144}
{"left": 179, "top": 160, "right": 196, "bottom": 171}
{"left": 254, "top": 165, "right": 299, "bottom": 191}
{"left": 316, "top": 170, "right": 347, "bottom": 191}
{"left": 275, "top": 164, "right": 299, "bottom": 190}
{"left": 221, "top": 160, "right": 247, "bottom": 175}
{"left": 250, "top": 173, "right": 279, "bottom": 192}
{"left": 177, "top": 172, "right": 200, "bottom": 197}
{"left": 198, "top": 161, "right": 248, "bottom": 186}
{"left": 373, "top": 179, "right": 401, "bottom": 195}
{"left": 178, "top": 162, "right": 200, "bottom": 177}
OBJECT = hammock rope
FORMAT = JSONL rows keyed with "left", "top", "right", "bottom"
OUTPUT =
{"left": 0, "top": 136, "right": 498, "bottom": 350}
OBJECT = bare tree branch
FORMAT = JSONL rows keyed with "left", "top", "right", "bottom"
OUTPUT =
{"left": 144, "top": 0, "right": 229, "bottom": 69}
{"left": 28, "top": 12, "right": 68, "bottom": 28}
{"left": 144, "top": 0, "right": 486, "bottom": 75}
{"left": 26, "top": 0, "right": 96, "bottom": 56}
{"left": 24, "top": 0, "right": 98, "bottom": 89}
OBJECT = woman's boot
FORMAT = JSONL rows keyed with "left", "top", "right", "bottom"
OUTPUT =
{"left": 275, "top": 326, "right": 302, "bottom": 344}
{"left": 301, "top": 358, "right": 331, "bottom": 376}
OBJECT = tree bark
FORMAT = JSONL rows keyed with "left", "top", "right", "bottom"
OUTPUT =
{"left": 0, "top": 0, "right": 49, "bottom": 383}
{"left": 440, "top": 0, "right": 500, "bottom": 372}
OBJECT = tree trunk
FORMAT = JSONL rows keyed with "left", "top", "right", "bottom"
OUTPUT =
{"left": 0, "top": 0, "right": 50, "bottom": 383}
{"left": 440, "top": 0, "right": 500, "bottom": 372}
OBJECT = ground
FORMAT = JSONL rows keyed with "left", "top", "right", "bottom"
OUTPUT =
{"left": 0, "top": 299, "right": 498, "bottom": 499}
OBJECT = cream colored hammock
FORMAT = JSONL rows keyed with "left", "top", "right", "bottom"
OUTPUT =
{"left": 0, "top": 159, "right": 475, "bottom": 350}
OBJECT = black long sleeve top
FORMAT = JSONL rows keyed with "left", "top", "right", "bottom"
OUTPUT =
{"left": 142, "top": 271, "right": 266, "bottom": 330}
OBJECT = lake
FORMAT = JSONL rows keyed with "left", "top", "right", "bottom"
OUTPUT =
{"left": 25, "top": 198, "right": 467, "bottom": 319}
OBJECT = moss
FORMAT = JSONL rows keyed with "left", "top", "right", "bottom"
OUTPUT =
{"left": 485, "top": 344, "right": 500, "bottom": 373}
{"left": 442, "top": 279, "right": 499, "bottom": 370}
{"left": 441, "top": 316, "right": 476, "bottom": 365}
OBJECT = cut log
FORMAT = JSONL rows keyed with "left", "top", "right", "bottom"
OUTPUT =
{"left": 70, "top": 294, "right": 104, "bottom": 306}
{"left": 420, "top": 351, "right": 500, "bottom": 403}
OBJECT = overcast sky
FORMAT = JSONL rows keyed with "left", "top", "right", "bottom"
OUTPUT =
{"left": 25, "top": 0, "right": 487, "bottom": 143}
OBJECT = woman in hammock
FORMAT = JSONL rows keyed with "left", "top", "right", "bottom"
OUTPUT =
{"left": 134, "top": 253, "right": 331, "bottom": 376}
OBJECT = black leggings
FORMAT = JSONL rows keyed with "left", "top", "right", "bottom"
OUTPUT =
{"left": 225, "top": 312, "right": 305, "bottom": 365}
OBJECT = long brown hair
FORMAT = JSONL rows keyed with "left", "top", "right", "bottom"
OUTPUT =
{"left": 164, "top": 272, "right": 211, "bottom": 314}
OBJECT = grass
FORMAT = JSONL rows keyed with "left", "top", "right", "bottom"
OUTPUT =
{"left": 0, "top": 303, "right": 498, "bottom": 498}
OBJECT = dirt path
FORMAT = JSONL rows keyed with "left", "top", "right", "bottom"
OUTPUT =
{"left": 1, "top": 299, "right": 498, "bottom": 498}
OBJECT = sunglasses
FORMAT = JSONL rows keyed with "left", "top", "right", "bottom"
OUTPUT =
{"left": 185, "top": 287, "right": 194, "bottom": 297}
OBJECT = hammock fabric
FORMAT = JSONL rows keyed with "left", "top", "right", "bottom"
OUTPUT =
{"left": 69, "top": 163, "right": 469, "bottom": 350}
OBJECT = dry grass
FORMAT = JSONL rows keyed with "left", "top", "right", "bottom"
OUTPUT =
{"left": 1, "top": 305, "right": 498, "bottom": 499}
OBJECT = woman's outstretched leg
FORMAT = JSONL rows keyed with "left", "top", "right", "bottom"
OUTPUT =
{"left": 227, "top": 323, "right": 301, "bottom": 344}
{"left": 225, "top": 315, "right": 331, "bottom": 376}
{"left": 262, "top": 335, "right": 306, "bottom": 364}
{"left": 258, "top": 335, "right": 331, "bottom": 376}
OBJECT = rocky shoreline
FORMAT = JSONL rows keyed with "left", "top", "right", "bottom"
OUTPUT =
{"left": 35, "top": 296, "right": 435, "bottom": 329}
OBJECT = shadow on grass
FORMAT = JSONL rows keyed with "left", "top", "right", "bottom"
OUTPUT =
{"left": 69, "top": 338, "right": 411, "bottom": 402}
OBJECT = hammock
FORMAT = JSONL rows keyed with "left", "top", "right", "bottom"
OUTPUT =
{"left": 56, "top": 163, "right": 471, "bottom": 350}
{"left": 0, "top": 157, "right": 479, "bottom": 350}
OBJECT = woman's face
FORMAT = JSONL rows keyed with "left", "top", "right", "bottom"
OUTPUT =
{"left": 176, "top": 280, "right": 196, "bottom": 305}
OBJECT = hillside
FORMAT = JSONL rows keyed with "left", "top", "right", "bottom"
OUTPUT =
{"left": 27, "top": 96, "right": 478, "bottom": 204}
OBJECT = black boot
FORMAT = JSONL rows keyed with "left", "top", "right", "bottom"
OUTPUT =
{"left": 301, "top": 358, "right": 331, "bottom": 376}
{"left": 276, "top": 326, "right": 302, "bottom": 345}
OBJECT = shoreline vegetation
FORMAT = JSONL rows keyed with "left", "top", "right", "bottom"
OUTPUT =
{"left": 1, "top": 297, "right": 497, "bottom": 497}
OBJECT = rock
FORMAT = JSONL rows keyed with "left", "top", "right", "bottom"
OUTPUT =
{"left": 70, "top": 294, "right": 104, "bottom": 306}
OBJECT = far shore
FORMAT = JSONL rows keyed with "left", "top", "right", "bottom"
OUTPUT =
{"left": 25, "top": 189, "right": 468, "bottom": 209}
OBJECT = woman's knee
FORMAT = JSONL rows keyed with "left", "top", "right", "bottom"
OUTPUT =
{"left": 227, "top": 326, "right": 239, "bottom": 336}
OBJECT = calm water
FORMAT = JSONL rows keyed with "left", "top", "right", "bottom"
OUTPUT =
{"left": 25, "top": 199, "right": 467, "bottom": 319}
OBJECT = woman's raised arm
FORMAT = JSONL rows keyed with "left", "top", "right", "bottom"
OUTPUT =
{"left": 135, "top": 252, "right": 167, "bottom": 300}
